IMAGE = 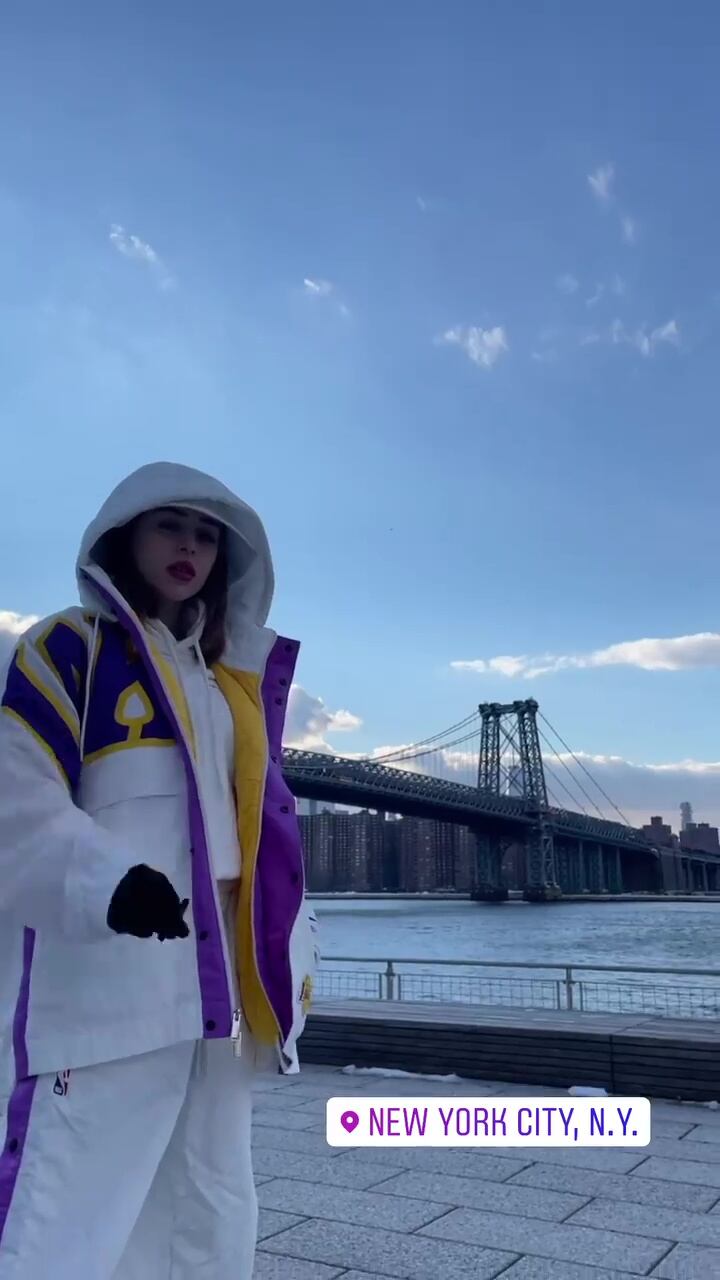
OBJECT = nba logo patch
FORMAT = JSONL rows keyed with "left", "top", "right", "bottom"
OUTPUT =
{"left": 53, "top": 1070, "right": 71, "bottom": 1097}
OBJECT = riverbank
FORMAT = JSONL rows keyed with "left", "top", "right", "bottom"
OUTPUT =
{"left": 309, "top": 891, "right": 720, "bottom": 904}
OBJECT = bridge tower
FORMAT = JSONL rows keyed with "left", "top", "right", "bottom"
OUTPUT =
{"left": 476, "top": 699, "right": 559, "bottom": 900}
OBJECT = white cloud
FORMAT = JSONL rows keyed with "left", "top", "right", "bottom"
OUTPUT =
{"left": 451, "top": 631, "right": 720, "bottom": 680}
{"left": 586, "top": 283, "right": 604, "bottom": 308}
{"left": 542, "top": 752, "right": 720, "bottom": 831}
{"left": 582, "top": 317, "right": 679, "bottom": 358}
{"left": 303, "top": 277, "right": 351, "bottom": 318}
{"left": 303, "top": 277, "right": 334, "bottom": 297}
{"left": 621, "top": 215, "right": 638, "bottom": 245}
{"left": 613, "top": 317, "right": 679, "bottom": 357}
{"left": 437, "top": 325, "right": 508, "bottom": 370}
{"left": 0, "top": 610, "right": 39, "bottom": 674}
{"left": 555, "top": 274, "right": 579, "bottom": 295}
{"left": 588, "top": 163, "right": 614, "bottom": 202}
{"left": 284, "top": 684, "right": 362, "bottom": 751}
{"left": 416, "top": 195, "right": 428, "bottom": 212}
{"left": 109, "top": 224, "right": 175, "bottom": 290}
{"left": 611, "top": 274, "right": 626, "bottom": 296}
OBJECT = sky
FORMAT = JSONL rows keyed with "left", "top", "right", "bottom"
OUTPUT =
{"left": 2, "top": 1, "right": 720, "bottom": 829}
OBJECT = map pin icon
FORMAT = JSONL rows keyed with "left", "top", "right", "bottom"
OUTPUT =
{"left": 341, "top": 1110, "right": 360, "bottom": 1134}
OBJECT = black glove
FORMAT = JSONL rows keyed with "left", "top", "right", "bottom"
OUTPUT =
{"left": 107, "top": 865, "right": 190, "bottom": 941}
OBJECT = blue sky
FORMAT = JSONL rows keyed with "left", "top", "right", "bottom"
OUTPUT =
{"left": 2, "top": 2, "right": 720, "bottom": 826}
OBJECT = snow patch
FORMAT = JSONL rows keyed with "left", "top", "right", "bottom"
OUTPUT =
{"left": 341, "top": 1065, "right": 464, "bottom": 1083}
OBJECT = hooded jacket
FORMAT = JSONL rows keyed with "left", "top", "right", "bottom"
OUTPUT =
{"left": 0, "top": 462, "right": 317, "bottom": 1084}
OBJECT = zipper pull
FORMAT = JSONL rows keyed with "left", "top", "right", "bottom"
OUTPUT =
{"left": 231, "top": 1008, "right": 242, "bottom": 1058}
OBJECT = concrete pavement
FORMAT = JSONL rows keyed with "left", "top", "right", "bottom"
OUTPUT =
{"left": 251, "top": 1064, "right": 720, "bottom": 1279}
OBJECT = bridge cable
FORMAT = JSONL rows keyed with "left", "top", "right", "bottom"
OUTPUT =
{"left": 362, "top": 711, "right": 480, "bottom": 765}
{"left": 539, "top": 713, "right": 631, "bottom": 827}
{"left": 542, "top": 759, "right": 590, "bottom": 816}
{"left": 537, "top": 726, "right": 602, "bottom": 818}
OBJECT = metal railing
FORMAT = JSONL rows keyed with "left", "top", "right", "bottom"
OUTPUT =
{"left": 315, "top": 956, "right": 720, "bottom": 1020}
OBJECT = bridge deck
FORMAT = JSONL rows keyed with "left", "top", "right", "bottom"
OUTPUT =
{"left": 301, "top": 1000, "right": 720, "bottom": 1101}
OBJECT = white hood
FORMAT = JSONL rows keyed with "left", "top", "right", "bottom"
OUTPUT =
{"left": 76, "top": 462, "right": 275, "bottom": 641}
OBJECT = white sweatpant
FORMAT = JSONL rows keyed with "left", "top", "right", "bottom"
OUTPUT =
{"left": 0, "top": 1034, "right": 257, "bottom": 1279}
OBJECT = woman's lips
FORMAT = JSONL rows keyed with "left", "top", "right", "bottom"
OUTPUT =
{"left": 167, "top": 562, "right": 196, "bottom": 582}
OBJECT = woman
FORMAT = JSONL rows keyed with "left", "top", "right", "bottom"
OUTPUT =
{"left": 0, "top": 461, "right": 318, "bottom": 1278}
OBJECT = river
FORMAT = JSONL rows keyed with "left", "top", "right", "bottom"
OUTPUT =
{"left": 311, "top": 897, "right": 718, "bottom": 969}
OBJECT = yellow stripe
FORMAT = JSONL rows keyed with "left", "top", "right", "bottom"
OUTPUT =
{"left": 1, "top": 705, "right": 70, "bottom": 789}
{"left": 16, "top": 643, "right": 80, "bottom": 746}
{"left": 83, "top": 738, "right": 176, "bottom": 766}
{"left": 214, "top": 663, "right": 278, "bottom": 1045}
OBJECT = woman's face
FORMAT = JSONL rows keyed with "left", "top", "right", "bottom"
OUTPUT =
{"left": 131, "top": 506, "right": 222, "bottom": 604}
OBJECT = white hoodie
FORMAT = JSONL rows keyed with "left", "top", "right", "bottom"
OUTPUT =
{"left": 145, "top": 612, "right": 242, "bottom": 884}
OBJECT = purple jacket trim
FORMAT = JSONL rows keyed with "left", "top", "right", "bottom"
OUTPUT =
{"left": 0, "top": 929, "right": 38, "bottom": 1244}
{"left": 254, "top": 637, "right": 304, "bottom": 1042}
{"left": 86, "top": 578, "right": 232, "bottom": 1039}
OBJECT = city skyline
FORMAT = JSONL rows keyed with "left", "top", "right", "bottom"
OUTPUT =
{"left": 2, "top": 5, "right": 720, "bottom": 827}
{"left": 297, "top": 805, "right": 720, "bottom": 894}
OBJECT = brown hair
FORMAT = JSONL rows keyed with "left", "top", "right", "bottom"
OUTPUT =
{"left": 99, "top": 517, "right": 229, "bottom": 666}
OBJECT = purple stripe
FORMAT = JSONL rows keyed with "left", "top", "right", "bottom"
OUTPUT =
{"left": 0, "top": 929, "right": 37, "bottom": 1245}
{"left": 12, "top": 929, "right": 34, "bottom": 1081}
{"left": 2, "top": 662, "right": 80, "bottom": 789}
{"left": 254, "top": 637, "right": 304, "bottom": 1041}
{"left": 38, "top": 621, "right": 88, "bottom": 712}
{"left": 84, "top": 576, "right": 232, "bottom": 1039}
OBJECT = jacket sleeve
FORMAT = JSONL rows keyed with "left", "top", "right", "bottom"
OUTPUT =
{"left": 0, "top": 615, "right": 129, "bottom": 942}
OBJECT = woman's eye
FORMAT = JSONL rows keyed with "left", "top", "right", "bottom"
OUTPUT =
{"left": 198, "top": 529, "right": 218, "bottom": 545}
{"left": 158, "top": 519, "right": 181, "bottom": 533}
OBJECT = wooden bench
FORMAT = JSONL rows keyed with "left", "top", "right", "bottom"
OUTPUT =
{"left": 299, "top": 1000, "right": 720, "bottom": 1101}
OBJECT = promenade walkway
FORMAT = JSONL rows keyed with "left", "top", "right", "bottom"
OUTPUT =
{"left": 252, "top": 1063, "right": 720, "bottom": 1279}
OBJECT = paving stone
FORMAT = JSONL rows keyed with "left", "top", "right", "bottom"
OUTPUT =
{"left": 640, "top": 1137, "right": 720, "bottom": 1164}
{"left": 374, "top": 1170, "right": 589, "bottom": 1222}
{"left": 648, "top": 1102, "right": 720, "bottom": 1126}
{"left": 633, "top": 1156, "right": 720, "bottom": 1190}
{"left": 568, "top": 1197, "right": 720, "bottom": 1247}
{"left": 253, "top": 1107, "right": 319, "bottom": 1130}
{"left": 418, "top": 1206, "right": 670, "bottom": 1272}
{"left": 333, "top": 1079, "right": 505, "bottom": 1097}
{"left": 681, "top": 1123, "right": 720, "bottom": 1145}
{"left": 260, "top": 1217, "right": 517, "bottom": 1278}
{"left": 253, "top": 1147, "right": 397, "bottom": 1190}
{"left": 254, "top": 1174, "right": 273, "bottom": 1186}
{"left": 253, "top": 1254, "right": 343, "bottom": 1279}
{"left": 257, "top": 1208, "right": 306, "bottom": 1241}
{"left": 495, "top": 1083, "right": 568, "bottom": 1098}
{"left": 499, "top": 1260, "right": 645, "bottom": 1280}
{"left": 258, "top": 1177, "right": 449, "bottom": 1232}
{"left": 651, "top": 1121, "right": 696, "bottom": 1140}
{"left": 511, "top": 1161, "right": 720, "bottom": 1212}
{"left": 290, "top": 1097, "right": 336, "bottom": 1117}
{"left": 334, "top": 1145, "right": 531, "bottom": 1181}
{"left": 336, "top": 1274, "right": 403, "bottom": 1280}
{"left": 252, "top": 1125, "right": 339, "bottom": 1157}
{"left": 253, "top": 1087, "right": 343, "bottom": 1106}
{"left": 514, "top": 1145, "right": 647, "bottom": 1174}
{"left": 651, "top": 1242, "right": 720, "bottom": 1277}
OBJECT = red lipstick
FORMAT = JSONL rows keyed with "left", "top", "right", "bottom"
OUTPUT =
{"left": 167, "top": 561, "right": 196, "bottom": 582}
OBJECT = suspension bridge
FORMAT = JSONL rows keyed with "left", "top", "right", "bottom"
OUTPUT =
{"left": 283, "top": 699, "right": 719, "bottom": 899}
